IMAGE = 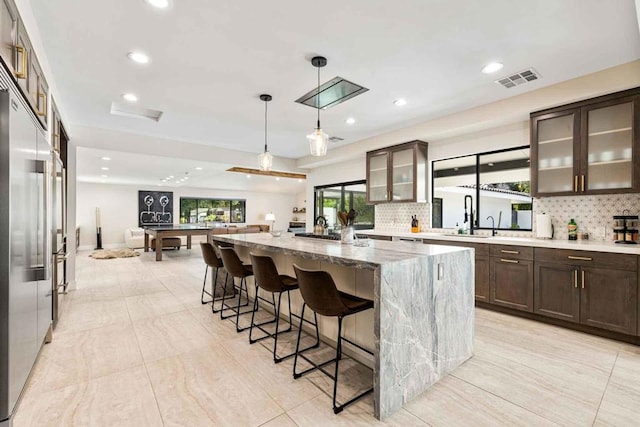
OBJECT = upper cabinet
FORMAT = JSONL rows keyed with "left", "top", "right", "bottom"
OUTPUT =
{"left": 531, "top": 87, "right": 640, "bottom": 197}
{"left": 366, "top": 140, "right": 428, "bottom": 204}
{"left": 0, "top": 0, "right": 49, "bottom": 128}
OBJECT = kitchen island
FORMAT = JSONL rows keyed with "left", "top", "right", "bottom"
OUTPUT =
{"left": 212, "top": 233, "right": 474, "bottom": 419}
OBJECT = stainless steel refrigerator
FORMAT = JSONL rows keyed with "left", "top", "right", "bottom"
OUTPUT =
{"left": 0, "top": 69, "right": 52, "bottom": 425}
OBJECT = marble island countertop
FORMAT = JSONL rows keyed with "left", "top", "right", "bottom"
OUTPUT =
{"left": 212, "top": 232, "right": 470, "bottom": 270}
{"left": 358, "top": 229, "right": 640, "bottom": 254}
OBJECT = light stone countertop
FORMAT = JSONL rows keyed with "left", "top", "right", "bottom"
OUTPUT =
{"left": 358, "top": 229, "right": 640, "bottom": 255}
{"left": 212, "top": 232, "right": 470, "bottom": 270}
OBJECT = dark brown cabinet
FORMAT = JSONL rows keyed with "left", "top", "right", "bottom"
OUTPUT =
{"left": 534, "top": 248, "right": 638, "bottom": 336}
{"left": 366, "top": 140, "right": 428, "bottom": 204}
{"left": 531, "top": 87, "right": 640, "bottom": 197}
{"left": 0, "top": 0, "right": 17, "bottom": 75}
{"left": 489, "top": 245, "right": 534, "bottom": 312}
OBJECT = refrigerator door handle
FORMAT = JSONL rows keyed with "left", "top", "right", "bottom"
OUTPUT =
{"left": 32, "top": 159, "right": 48, "bottom": 282}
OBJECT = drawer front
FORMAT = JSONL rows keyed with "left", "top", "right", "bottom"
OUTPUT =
{"left": 490, "top": 244, "right": 534, "bottom": 260}
{"left": 535, "top": 248, "right": 638, "bottom": 271}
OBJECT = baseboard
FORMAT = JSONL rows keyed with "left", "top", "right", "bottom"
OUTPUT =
{"left": 77, "top": 243, "right": 127, "bottom": 251}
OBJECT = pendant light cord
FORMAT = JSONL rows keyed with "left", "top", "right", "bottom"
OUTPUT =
{"left": 317, "top": 65, "right": 321, "bottom": 129}
{"left": 264, "top": 99, "right": 268, "bottom": 152}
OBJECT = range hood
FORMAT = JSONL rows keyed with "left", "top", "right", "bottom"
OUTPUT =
{"left": 295, "top": 76, "right": 369, "bottom": 109}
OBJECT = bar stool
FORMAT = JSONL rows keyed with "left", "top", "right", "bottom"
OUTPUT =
{"left": 199, "top": 242, "right": 224, "bottom": 312}
{"left": 293, "top": 264, "right": 374, "bottom": 414}
{"left": 249, "top": 254, "right": 320, "bottom": 363}
{"left": 218, "top": 246, "right": 259, "bottom": 333}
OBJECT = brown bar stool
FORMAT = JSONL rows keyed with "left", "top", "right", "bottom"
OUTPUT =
{"left": 249, "top": 254, "right": 320, "bottom": 363}
{"left": 199, "top": 242, "right": 224, "bottom": 311}
{"left": 292, "top": 264, "right": 374, "bottom": 414}
{"left": 218, "top": 246, "right": 258, "bottom": 333}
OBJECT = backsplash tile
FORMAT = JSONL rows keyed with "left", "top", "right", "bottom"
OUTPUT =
{"left": 534, "top": 194, "right": 640, "bottom": 241}
{"left": 375, "top": 203, "right": 430, "bottom": 232}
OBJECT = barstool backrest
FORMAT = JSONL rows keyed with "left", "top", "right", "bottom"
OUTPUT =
{"left": 293, "top": 265, "right": 346, "bottom": 317}
{"left": 219, "top": 246, "right": 248, "bottom": 278}
{"left": 200, "top": 242, "right": 223, "bottom": 268}
{"left": 250, "top": 253, "right": 288, "bottom": 293}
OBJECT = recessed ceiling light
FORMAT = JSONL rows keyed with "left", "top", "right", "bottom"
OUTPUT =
{"left": 298, "top": 179, "right": 303, "bottom": 183}
{"left": 122, "top": 93, "right": 138, "bottom": 102}
{"left": 481, "top": 62, "right": 503, "bottom": 74}
{"left": 168, "top": 175, "right": 174, "bottom": 178}
{"left": 345, "top": 117, "right": 356, "bottom": 125}
{"left": 101, "top": 167, "right": 109, "bottom": 171}
{"left": 144, "top": 0, "right": 170, "bottom": 8}
{"left": 183, "top": 177, "right": 189, "bottom": 180}
{"left": 195, "top": 167, "right": 203, "bottom": 170}
{"left": 393, "top": 98, "right": 407, "bottom": 106}
{"left": 101, "top": 174, "right": 108, "bottom": 178}
{"left": 246, "top": 175, "right": 251, "bottom": 179}
{"left": 127, "top": 51, "right": 150, "bottom": 64}
{"left": 101, "top": 157, "right": 111, "bottom": 161}
{"left": 275, "top": 177, "right": 280, "bottom": 181}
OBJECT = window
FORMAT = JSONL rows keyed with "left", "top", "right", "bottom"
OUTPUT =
{"left": 432, "top": 146, "right": 532, "bottom": 230}
{"left": 179, "top": 198, "right": 246, "bottom": 224}
{"left": 314, "top": 180, "right": 374, "bottom": 230}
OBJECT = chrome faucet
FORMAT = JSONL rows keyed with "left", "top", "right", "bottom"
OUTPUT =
{"left": 463, "top": 195, "right": 474, "bottom": 235}
{"left": 487, "top": 215, "right": 497, "bottom": 236}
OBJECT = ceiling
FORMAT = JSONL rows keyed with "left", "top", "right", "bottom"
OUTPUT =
{"left": 76, "top": 147, "right": 306, "bottom": 193}
{"left": 31, "top": 0, "right": 640, "bottom": 160}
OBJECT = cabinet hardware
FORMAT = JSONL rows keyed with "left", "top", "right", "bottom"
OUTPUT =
{"left": 37, "top": 93, "right": 46, "bottom": 116}
{"left": 574, "top": 176, "right": 578, "bottom": 192}
{"left": 581, "top": 175, "right": 585, "bottom": 192}
{"left": 500, "top": 250, "right": 519, "bottom": 254}
{"left": 581, "top": 270, "right": 585, "bottom": 289}
{"left": 567, "top": 255, "right": 592, "bottom": 261}
{"left": 573, "top": 270, "right": 578, "bottom": 288}
{"left": 500, "top": 259, "right": 519, "bottom": 264}
{"left": 14, "top": 45, "right": 27, "bottom": 79}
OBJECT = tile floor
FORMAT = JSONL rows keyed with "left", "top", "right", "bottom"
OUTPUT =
{"left": 13, "top": 247, "right": 640, "bottom": 426}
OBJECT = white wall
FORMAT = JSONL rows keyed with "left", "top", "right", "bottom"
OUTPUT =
{"left": 76, "top": 182, "right": 297, "bottom": 249}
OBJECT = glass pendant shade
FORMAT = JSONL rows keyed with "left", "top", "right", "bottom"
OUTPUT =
{"left": 307, "top": 127, "right": 328, "bottom": 157}
{"left": 258, "top": 150, "right": 273, "bottom": 171}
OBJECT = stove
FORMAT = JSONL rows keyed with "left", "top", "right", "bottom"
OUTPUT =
{"left": 294, "top": 233, "right": 341, "bottom": 241}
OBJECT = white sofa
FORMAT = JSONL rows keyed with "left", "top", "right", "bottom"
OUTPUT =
{"left": 124, "top": 228, "right": 145, "bottom": 249}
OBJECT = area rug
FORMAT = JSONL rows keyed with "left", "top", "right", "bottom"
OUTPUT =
{"left": 89, "top": 248, "right": 140, "bottom": 259}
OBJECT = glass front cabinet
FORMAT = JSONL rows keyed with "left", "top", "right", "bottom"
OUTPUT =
{"left": 531, "top": 88, "right": 640, "bottom": 196}
{"left": 366, "top": 140, "right": 428, "bottom": 204}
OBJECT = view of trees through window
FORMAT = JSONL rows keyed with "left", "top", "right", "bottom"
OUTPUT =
{"left": 180, "top": 198, "right": 246, "bottom": 224}
{"left": 314, "top": 181, "right": 374, "bottom": 230}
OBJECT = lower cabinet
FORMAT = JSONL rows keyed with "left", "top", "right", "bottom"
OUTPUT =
{"left": 533, "top": 249, "right": 638, "bottom": 336}
{"left": 490, "top": 257, "right": 534, "bottom": 312}
{"left": 475, "top": 255, "right": 490, "bottom": 302}
{"left": 534, "top": 262, "right": 580, "bottom": 322}
{"left": 581, "top": 266, "right": 637, "bottom": 335}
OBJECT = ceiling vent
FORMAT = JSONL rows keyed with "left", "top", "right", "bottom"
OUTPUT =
{"left": 495, "top": 68, "right": 541, "bottom": 89}
{"left": 295, "top": 76, "right": 369, "bottom": 109}
{"left": 328, "top": 136, "right": 344, "bottom": 143}
{"left": 110, "top": 102, "right": 163, "bottom": 121}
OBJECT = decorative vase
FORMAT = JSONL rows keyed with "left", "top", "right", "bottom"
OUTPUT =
{"left": 341, "top": 226, "right": 355, "bottom": 244}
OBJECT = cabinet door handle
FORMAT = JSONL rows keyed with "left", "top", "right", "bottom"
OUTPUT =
{"left": 574, "top": 176, "right": 578, "bottom": 192}
{"left": 500, "top": 250, "right": 519, "bottom": 254}
{"left": 14, "top": 45, "right": 27, "bottom": 79}
{"left": 37, "top": 93, "right": 47, "bottom": 116}
{"left": 573, "top": 270, "right": 578, "bottom": 288}
{"left": 500, "top": 259, "right": 519, "bottom": 264}
{"left": 567, "top": 255, "right": 592, "bottom": 261}
{"left": 581, "top": 175, "right": 585, "bottom": 192}
{"left": 581, "top": 270, "right": 585, "bottom": 289}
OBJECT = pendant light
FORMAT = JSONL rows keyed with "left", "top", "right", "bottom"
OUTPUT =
{"left": 258, "top": 94, "right": 273, "bottom": 171}
{"left": 307, "top": 56, "right": 329, "bottom": 157}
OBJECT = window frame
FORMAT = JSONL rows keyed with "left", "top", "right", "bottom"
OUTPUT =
{"left": 314, "top": 179, "right": 375, "bottom": 230}
{"left": 431, "top": 145, "right": 532, "bottom": 231}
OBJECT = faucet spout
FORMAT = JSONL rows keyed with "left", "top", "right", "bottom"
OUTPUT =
{"left": 487, "top": 215, "right": 497, "bottom": 236}
{"left": 463, "top": 195, "right": 474, "bottom": 235}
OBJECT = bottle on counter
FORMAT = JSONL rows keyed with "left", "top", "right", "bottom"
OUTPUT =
{"left": 456, "top": 223, "right": 463, "bottom": 234}
{"left": 568, "top": 218, "right": 578, "bottom": 240}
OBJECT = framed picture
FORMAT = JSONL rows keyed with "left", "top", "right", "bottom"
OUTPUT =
{"left": 138, "top": 190, "right": 173, "bottom": 226}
